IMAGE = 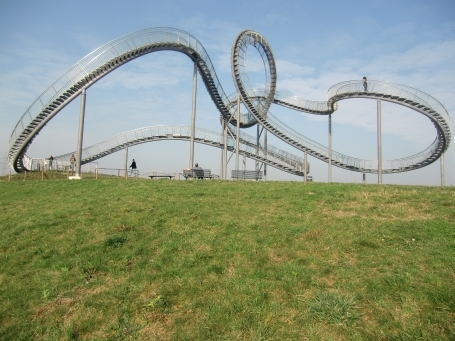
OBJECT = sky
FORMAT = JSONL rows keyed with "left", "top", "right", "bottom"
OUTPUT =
{"left": 0, "top": 0, "right": 454, "bottom": 185}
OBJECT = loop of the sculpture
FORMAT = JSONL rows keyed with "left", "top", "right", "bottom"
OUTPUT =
{"left": 230, "top": 30, "right": 277, "bottom": 126}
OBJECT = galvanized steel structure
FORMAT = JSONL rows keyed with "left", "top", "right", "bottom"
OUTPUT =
{"left": 53, "top": 125, "right": 309, "bottom": 177}
{"left": 8, "top": 28, "right": 451, "bottom": 179}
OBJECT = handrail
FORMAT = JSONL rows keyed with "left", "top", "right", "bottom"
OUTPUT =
{"left": 53, "top": 125, "right": 308, "bottom": 176}
{"left": 327, "top": 80, "right": 450, "bottom": 126}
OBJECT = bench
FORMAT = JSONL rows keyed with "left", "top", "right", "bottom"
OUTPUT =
{"left": 183, "top": 168, "right": 211, "bottom": 179}
{"left": 149, "top": 175, "right": 174, "bottom": 180}
{"left": 231, "top": 170, "right": 263, "bottom": 180}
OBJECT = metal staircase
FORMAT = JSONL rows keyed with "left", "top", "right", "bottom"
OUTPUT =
{"left": 53, "top": 126, "right": 308, "bottom": 176}
{"left": 8, "top": 28, "right": 234, "bottom": 173}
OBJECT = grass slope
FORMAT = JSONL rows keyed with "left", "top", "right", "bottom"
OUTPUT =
{"left": 0, "top": 177, "right": 454, "bottom": 340}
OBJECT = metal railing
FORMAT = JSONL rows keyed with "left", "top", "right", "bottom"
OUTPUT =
{"left": 95, "top": 168, "right": 139, "bottom": 179}
{"left": 53, "top": 125, "right": 308, "bottom": 176}
{"left": 26, "top": 159, "right": 98, "bottom": 173}
{"left": 328, "top": 80, "right": 450, "bottom": 126}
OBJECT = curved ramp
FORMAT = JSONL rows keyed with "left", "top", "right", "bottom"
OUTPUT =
{"left": 8, "top": 28, "right": 451, "bottom": 175}
{"left": 54, "top": 126, "right": 308, "bottom": 176}
{"left": 230, "top": 30, "right": 451, "bottom": 174}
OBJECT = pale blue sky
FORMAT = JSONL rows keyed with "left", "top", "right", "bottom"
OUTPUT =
{"left": 1, "top": 0, "right": 454, "bottom": 185}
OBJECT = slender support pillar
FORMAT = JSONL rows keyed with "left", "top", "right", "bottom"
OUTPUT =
{"left": 440, "top": 153, "right": 445, "bottom": 186}
{"left": 256, "top": 124, "right": 260, "bottom": 172}
{"left": 304, "top": 150, "right": 308, "bottom": 182}
{"left": 377, "top": 99, "right": 382, "bottom": 184}
{"left": 328, "top": 113, "right": 332, "bottom": 182}
{"left": 235, "top": 94, "right": 240, "bottom": 173}
{"left": 124, "top": 146, "right": 128, "bottom": 178}
{"left": 189, "top": 63, "right": 197, "bottom": 168}
{"left": 75, "top": 88, "right": 86, "bottom": 178}
{"left": 223, "top": 120, "right": 228, "bottom": 179}
{"left": 220, "top": 120, "right": 225, "bottom": 179}
{"left": 264, "top": 127, "right": 267, "bottom": 181}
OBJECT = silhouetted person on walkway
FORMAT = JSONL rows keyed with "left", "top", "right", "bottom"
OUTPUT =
{"left": 129, "top": 159, "right": 137, "bottom": 176}
{"left": 363, "top": 76, "right": 368, "bottom": 92}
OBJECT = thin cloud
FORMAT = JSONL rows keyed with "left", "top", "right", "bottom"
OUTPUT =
{"left": 365, "top": 41, "right": 455, "bottom": 74}
{"left": 276, "top": 60, "right": 314, "bottom": 78}
{"left": 271, "top": 37, "right": 454, "bottom": 151}
{"left": 94, "top": 69, "right": 180, "bottom": 89}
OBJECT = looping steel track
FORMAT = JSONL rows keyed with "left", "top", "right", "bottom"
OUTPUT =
{"left": 8, "top": 28, "right": 451, "bottom": 174}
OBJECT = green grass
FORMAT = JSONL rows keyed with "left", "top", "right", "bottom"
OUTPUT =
{"left": 0, "top": 176, "right": 454, "bottom": 340}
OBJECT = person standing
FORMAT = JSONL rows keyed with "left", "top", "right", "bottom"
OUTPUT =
{"left": 363, "top": 76, "right": 368, "bottom": 92}
{"left": 70, "top": 154, "right": 76, "bottom": 172}
{"left": 129, "top": 159, "right": 137, "bottom": 176}
{"left": 48, "top": 154, "right": 54, "bottom": 170}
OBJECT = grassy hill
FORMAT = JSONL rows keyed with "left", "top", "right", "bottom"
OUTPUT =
{"left": 0, "top": 176, "right": 454, "bottom": 340}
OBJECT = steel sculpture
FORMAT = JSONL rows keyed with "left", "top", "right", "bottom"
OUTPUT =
{"left": 8, "top": 28, "right": 451, "bottom": 176}
{"left": 51, "top": 125, "right": 309, "bottom": 176}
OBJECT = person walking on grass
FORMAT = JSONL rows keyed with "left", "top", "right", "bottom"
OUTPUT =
{"left": 129, "top": 159, "right": 137, "bottom": 176}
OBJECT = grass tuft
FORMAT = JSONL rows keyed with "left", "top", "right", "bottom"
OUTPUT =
{"left": 104, "top": 235, "right": 127, "bottom": 248}
{"left": 308, "top": 291, "right": 362, "bottom": 326}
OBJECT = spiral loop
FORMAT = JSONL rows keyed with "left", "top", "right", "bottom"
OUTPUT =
{"left": 231, "top": 30, "right": 277, "bottom": 122}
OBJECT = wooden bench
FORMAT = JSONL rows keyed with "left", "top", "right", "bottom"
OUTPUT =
{"left": 231, "top": 170, "right": 263, "bottom": 180}
{"left": 183, "top": 168, "right": 211, "bottom": 179}
{"left": 149, "top": 175, "right": 174, "bottom": 180}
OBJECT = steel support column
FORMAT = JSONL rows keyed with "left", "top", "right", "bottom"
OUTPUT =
{"left": 223, "top": 120, "right": 228, "bottom": 179}
{"left": 75, "top": 88, "right": 86, "bottom": 178}
{"left": 440, "top": 153, "right": 445, "bottom": 186}
{"left": 264, "top": 125, "right": 267, "bottom": 181}
{"left": 328, "top": 113, "right": 332, "bottom": 182}
{"left": 189, "top": 63, "right": 197, "bottom": 168}
{"left": 220, "top": 120, "right": 225, "bottom": 179}
{"left": 377, "top": 99, "right": 382, "bottom": 184}
{"left": 256, "top": 124, "right": 260, "bottom": 173}
{"left": 304, "top": 150, "right": 308, "bottom": 182}
{"left": 124, "top": 146, "right": 128, "bottom": 178}
{"left": 235, "top": 94, "right": 240, "bottom": 173}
